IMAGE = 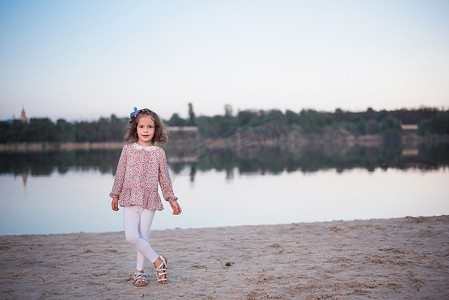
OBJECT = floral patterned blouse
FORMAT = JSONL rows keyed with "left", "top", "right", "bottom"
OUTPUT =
{"left": 109, "top": 143, "right": 178, "bottom": 210}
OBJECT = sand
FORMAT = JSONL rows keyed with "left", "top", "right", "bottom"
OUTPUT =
{"left": 1, "top": 215, "right": 448, "bottom": 299}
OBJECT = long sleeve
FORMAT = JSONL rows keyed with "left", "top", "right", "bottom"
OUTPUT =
{"left": 109, "top": 146, "right": 127, "bottom": 198}
{"left": 158, "top": 149, "right": 178, "bottom": 202}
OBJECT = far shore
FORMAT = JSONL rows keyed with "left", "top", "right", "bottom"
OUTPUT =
{"left": 1, "top": 133, "right": 448, "bottom": 153}
{"left": 0, "top": 141, "right": 125, "bottom": 152}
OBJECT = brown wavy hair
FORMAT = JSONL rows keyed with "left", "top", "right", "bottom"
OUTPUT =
{"left": 125, "top": 108, "right": 168, "bottom": 145}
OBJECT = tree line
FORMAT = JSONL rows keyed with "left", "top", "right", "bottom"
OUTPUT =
{"left": 168, "top": 105, "right": 448, "bottom": 139}
{"left": 0, "top": 115, "right": 127, "bottom": 143}
{"left": 1, "top": 105, "right": 448, "bottom": 144}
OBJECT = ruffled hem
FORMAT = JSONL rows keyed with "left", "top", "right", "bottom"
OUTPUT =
{"left": 119, "top": 201, "right": 164, "bottom": 211}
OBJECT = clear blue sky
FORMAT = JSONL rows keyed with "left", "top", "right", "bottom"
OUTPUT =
{"left": 1, "top": 0, "right": 448, "bottom": 121}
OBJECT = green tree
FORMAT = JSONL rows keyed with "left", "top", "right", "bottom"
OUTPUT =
{"left": 285, "top": 110, "right": 300, "bottom": 126}
{"left": 188, "top": 103, "right": 196, "bottom": 126}
{"left": 237, "top": 110, "right": 259, "bottom": 128}
{"left": 224, "top": 104, "right": 233, "bottom": 118}
{"left": 0, "top": 121, "right": 10, "bottom": 143}
{"left": 299, "top": 109, "right": 334, "bottom": 133}
{"left": 380, "top": 116, "right": 402, "bottom": 140}
{"left": 365, "top": 119, "right": 380, "bottom": 135}
{"left": 366, "top": 107, "right": 376, "bottom": 120}
{"left": 265, "top": 109, "right": 286, "bottom": 124}
{"left": 377, "top": 110, "right": 388, "bottom": 122}
{"left": 418, "top": 111, "right": 449, "bottom": 135}
{"left": 429, "top": 111, "right": 449, "bottom": 134}
{"left": 75, "top": 121, "right": 99, "bottom": 142}
{"left": 4, "top": 120, "right": 27, "bottom": 142}
{"left": 211, "top": 115, "right": 236, "bottom": 137}
{"left": 55, "top": 119, "right": 75, "bottom": 142}
{"left": 26, "top": 118, "right": 56, "bottom": 142}
{"left": 167, "top": 113, "right": 186, "bottom": 126}
{"left": 109, "top": 114, "right": 127, "bottom": 141}
{"left": 195, "top": 116, "right": 210, "bottom": 138}
{"left": 97, "top": 117, "right": 113, "bottom": 141}
{"left": 334, "top": 108, "right": 344, "bottom": 122}
{"left": 418, "top": 119, "right": 431, "bottom": 135}
{"left": 351, "top": 117, "right": 366, "bottom": 136}
{"left": 299, "top": 110, "right": 318, "bottom": 133}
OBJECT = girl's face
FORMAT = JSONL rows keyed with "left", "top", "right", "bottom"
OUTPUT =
{"left": 136, "top": 116, "right": 155, "bottom": 146}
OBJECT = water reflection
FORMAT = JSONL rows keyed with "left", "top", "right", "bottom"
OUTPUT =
{"left": 0, "top": 149, "right": 122, "bottom": 176}
{"left": 1, "top": 142, "right": 448, "bottom": 184}
{"left": 182, "top": 141, "right": 448, "bottom": 176}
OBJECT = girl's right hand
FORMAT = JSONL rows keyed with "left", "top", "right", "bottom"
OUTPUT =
{"left": 111, "top": 197, "right": 119, "bottom": 211}
{"left": 169, "top": 200, "right": 182, "bottom": 215}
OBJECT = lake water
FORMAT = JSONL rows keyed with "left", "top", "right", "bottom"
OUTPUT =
{"left": 1, "top": 143, "right": 448, "bottom": 235}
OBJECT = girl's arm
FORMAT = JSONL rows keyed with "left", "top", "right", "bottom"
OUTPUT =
{"left": 158, "top": 149, "right": 178, "bottom": 203}
{"left": 109, "top": 146, "right": 128, "bottom": 199}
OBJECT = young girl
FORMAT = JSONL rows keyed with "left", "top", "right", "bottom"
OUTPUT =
{"left": 110, "top": 107, "right": 182, "bottom": 287}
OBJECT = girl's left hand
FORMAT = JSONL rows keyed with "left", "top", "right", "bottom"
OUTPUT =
{"left": 111, "top": 197, "right": 119, "bottom": 211}
{"left": 169, "top": 200, "right": 182, "bottom": 215}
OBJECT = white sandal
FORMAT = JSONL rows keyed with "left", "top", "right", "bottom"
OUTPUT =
{"left": 154, "top": 256, "right": 168, "bottom": 284}
{"left": 134, "top": 272, "right": 148, "bottom": 287}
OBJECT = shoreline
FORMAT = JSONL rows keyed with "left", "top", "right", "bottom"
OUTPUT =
{"left": 0, "top": 214, "right": 444, "bottom": 237}
{"left": 1, "top": 215, "right": 448, "bottom": 299}
{"left": 1, "top": 134, "right": 448, "bottom": 153}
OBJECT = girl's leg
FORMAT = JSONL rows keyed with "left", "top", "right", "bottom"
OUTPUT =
{"left": 123, "top": 206, "right": 159, "bottom": 271}
{"left": 136, "top": 208, "right": 157, "bottom": 270}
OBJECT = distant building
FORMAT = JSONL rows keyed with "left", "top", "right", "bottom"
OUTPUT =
{"left": 7, "top": 107, "right": 28, "bottom": 123}
{"left": 20, "top": 107, "right": 28, "bottom": 123}
{"left": 401, "top": 124, "right": 418, "bottom": 131}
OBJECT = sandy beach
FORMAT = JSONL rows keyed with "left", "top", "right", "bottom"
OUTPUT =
{"left": 1, "top": 215, "right": 448, "bottom": 299}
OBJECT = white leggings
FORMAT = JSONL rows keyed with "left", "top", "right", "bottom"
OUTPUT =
{"left": 123, "top": 206, "right": 159, "bottom": 271}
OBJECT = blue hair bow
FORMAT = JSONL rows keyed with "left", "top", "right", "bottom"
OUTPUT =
{"left": 130, "top": 107, "right": 140, "bottom": 118}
